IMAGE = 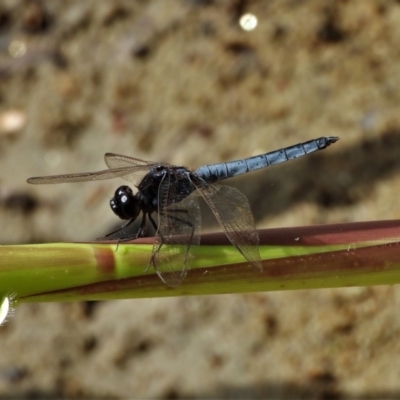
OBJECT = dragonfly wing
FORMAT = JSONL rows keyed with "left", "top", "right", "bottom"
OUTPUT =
{"left": 197, "top": 183, "right": 262, "bottom": 271}
{"left": 104, "top": 153, "right": 162, "bottom": 168}
{"left": 28, "top": 155, "right": 164, "bottom": 185}
{"left": 150, "top": 175, "right": 201, "bottom": 287}
{"left": 104, "top": 153, "right": 171, "bottom": 184}
{"left": 28, "top": 154, "right": 171, "bottom": 185}
{"left": 27, "top": 166, "right": 147, "bottom": 184}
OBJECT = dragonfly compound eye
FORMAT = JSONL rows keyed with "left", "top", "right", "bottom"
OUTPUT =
{"left": 110, "top": 185, "right": 141, "bottom": 220}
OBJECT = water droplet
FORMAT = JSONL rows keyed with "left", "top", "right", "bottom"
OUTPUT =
{"left": 0, "top": 294, "right": 16, "bottom": 325}
{"left": 0, "top": 297, "right": 10, "bottom": 325}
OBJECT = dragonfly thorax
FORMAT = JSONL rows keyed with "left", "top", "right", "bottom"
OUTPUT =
{"left": 110, "top": 185, "right": 141, "bottom": 220}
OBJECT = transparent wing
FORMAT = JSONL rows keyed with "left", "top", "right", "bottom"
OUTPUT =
{"left": 27, "top": 153, "right": 169, "bottom": 185}
{"left": 104, "top": 153, "right": 169, "bottom": 169}
{"left": 197, "top": 183, "right": 262, "bottom": 271}
{"left": 149, "top": 175, "right": 201, "bottom": 287}
{"left": 103, "top": 153, "right": 172, "bottom": 184}
{"left": 27, "top": 165, "right": 154, "bottom": 184}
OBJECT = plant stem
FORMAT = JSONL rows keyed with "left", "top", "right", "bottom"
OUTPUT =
{"left": 0, "top": 219, "right": 400, "bottom": 304}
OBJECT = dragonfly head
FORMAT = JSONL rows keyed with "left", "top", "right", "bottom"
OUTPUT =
{"left": 110, "top": 186, "right": 141, "bottom": 220}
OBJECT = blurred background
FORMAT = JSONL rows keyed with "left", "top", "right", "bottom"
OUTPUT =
{"left": 1, "top": 0, "right": 400, "bottom": 398}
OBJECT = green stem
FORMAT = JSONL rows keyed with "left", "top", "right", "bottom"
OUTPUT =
{"left": 0, "top": 219, "right": 400, "bottom": 304}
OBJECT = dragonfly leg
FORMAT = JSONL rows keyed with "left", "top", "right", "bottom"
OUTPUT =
{"left": 98, "top": 218, "right": 136, "bottom": 241}
{"left": 100, "top": 213, "right": 148, "bottom": 242}
{"left": 148, "top": 214, "right": 158, "bottom": 231}
{"left": 146, "top": 214, "right": 160, "bottom": 273}
{"left": 135, "top": 213, "right": 147, "bottom": 238}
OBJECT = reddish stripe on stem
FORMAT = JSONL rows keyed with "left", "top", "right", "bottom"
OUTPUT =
{"left": 120, "top": 219, "right": 400, "bottom": 246}
{"left": 94, "top": 247, "right": 116, "bottom": 274}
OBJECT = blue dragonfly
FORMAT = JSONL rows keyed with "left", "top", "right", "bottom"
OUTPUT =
{"left": 28, "top": 136, "right": 338, "bottom": 286}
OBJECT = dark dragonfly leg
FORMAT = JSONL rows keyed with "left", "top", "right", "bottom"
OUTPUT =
{"left": 102, "top": 213, "right": 147, "bottom": 241}
{"left": 194, "top": 136, "right": 339, "bottom": 183}
{"left": 148, "top": 214, "right": 158, "bottom": 231}
{"left": 102, "top": 218, "right": 136, "bottom": 239}
{"left": 135, "top": 213, "right": 148, "bottom": 238}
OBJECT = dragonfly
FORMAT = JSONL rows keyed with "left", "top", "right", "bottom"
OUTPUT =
{"left": 28, "top": 136, "right": 338, "bottom": 286}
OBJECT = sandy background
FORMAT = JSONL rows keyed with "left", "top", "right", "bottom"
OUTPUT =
{"left": 1, "top": 0, "right": 400, "bottom": 398}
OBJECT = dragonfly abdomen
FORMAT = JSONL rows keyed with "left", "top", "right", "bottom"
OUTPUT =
{"left": 195, "top": 136, "right": 338, "bottom": 183}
